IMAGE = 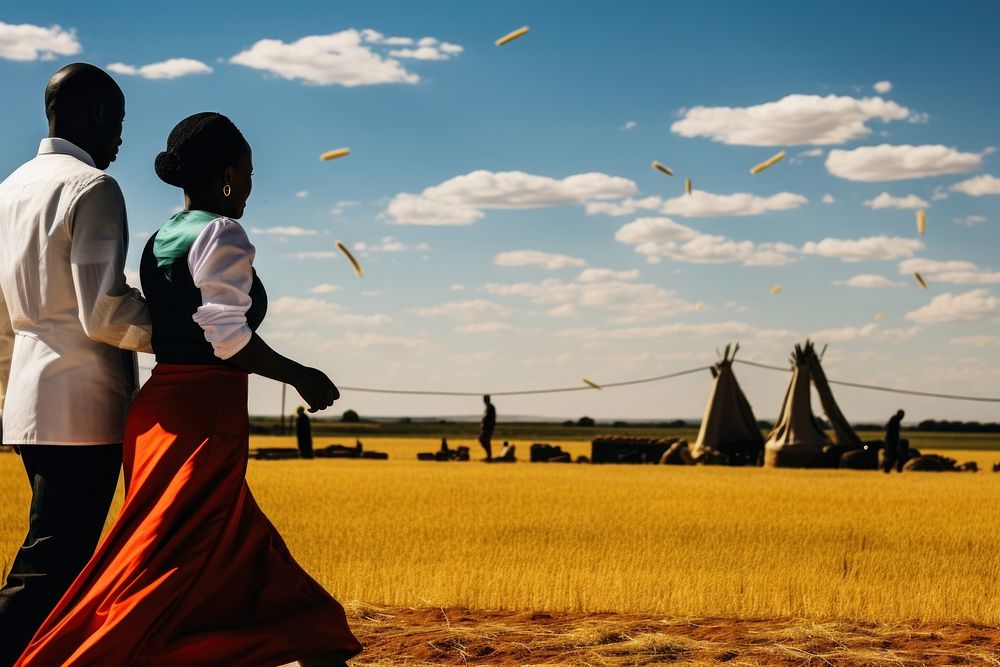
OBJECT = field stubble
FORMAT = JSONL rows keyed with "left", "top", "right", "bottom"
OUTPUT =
{"left": 5, "top": 437, "right": 997, "bottom": 630}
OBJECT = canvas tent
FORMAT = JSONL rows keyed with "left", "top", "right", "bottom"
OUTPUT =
{"left": 691, "top": 344, "right": 764, "bottom": 466}
{"left": 764, "top": 341, "right": 862, "bottom": 467}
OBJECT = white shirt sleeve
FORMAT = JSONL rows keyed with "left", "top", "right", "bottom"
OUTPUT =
{"left": 188, "top": 218, "right": 256, "bottom": 360}
{"left": 68, "top": 176, "right": 153, "bottom": 353}
{"left": 0, "top": 286, "right": 12, "bottom": 416}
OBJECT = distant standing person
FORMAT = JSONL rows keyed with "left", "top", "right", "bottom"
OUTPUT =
{"left": 296, "top": 406, "right": 313, "bottom": 459}
{"left": 883, "top": 409, "right": 905, "bottom": 473}
{"left": 479, "top": 394, "right": 496, "bottom": 461}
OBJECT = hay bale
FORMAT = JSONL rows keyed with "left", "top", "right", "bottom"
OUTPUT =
{"left": 659, "top": 440, "right": 692, "bottom": 465}
{"left": 903, "top": 454, "right": 958, "bottom": 472}
{"left": 958, "top": 461, "right": 979, "bottom": 473}
{"left": 840, "top": 447, "right": 878, "bottom": 470}
{"left": 591, "top": 436, "right": 675, "bottom": 464}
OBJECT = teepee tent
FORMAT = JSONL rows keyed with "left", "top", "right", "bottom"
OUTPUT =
{"left": 807, "top": 351, "right": 863, "bottom": 450}
{"left": 764, "top": 341, "right": 837, "bottom": 468}
{"left": 691, "top": 343, "right": 764, "bottom": 465}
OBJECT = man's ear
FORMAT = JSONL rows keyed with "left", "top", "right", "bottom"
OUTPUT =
{"left": 90, "top": 101, "right": 106, "bottom": 125}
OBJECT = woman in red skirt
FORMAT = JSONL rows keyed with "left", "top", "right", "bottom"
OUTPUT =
{"left": 16, "top": 113, "right": 362, "bottom": 666}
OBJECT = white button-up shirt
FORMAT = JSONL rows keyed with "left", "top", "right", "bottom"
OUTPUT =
{"left": 0, "top": 138, "right": 152, "bottom": 445}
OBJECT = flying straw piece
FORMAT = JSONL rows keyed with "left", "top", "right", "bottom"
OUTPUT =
{"left": 914, "top": 272, "right": 927, "bottom": 290}
{"left": 750, "top": 151, "right": 786, "bottom": 175}
{"left": 495, "top": 26, "right": 529, "bottom": 46}
{"left": 770, "top": 284, "right": 782, "bottom": 295}
{"left": 685, "top": 178, "right": 693, "bottom": 195}
{"left": 695, "top": 302, "right": 706, "bottom": 312}
{"left": 336, "top": 241, "right": 364, "bottom": 277}
{"left": 320, "top": 148, "right": 350, "bottom": 161}
{"left": 582, "top": 378, "right": 602, "bottom": 390}
{"left": 874, "top": 311, "right": 885, "bottom": 321}
{"left": 917, "top": 209, "right": 927, "bottom": 236}
{"left": 651, "top": 161, "right": 673, "bottom": 177}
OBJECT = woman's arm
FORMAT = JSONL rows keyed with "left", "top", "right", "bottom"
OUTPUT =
{"left": 188, "top": 218, "right": 337, "bottom": 412}
{"left": 228, "top": 334, "right": 338, "bottom": 412}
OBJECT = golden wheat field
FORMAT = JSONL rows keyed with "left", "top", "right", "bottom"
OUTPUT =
{"left": 2, "top": 436, "right": 999, "bottom": 631}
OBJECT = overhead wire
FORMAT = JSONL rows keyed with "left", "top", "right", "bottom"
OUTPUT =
{"left": 138, "top": 359, "right": 1000, "bottom": 402}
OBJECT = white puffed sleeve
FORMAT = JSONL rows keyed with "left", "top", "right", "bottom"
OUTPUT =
{"left": 188, "top": 218, "right": 256, "bottom": 360}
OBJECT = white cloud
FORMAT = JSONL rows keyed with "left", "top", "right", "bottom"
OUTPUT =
{"left": 950, "top": 174, "right": 1000, "bottom": 196}
{"left": 953, "top": 215, "right": 987, "bottom": 227}
{"left": 107, "top": 58, "right": 212, "bottom": 79}
{"left": 576, "top": 268, "right": 639, "bottom": 283}
{"left": 251, "top": 226, "right": 317, "bottom": 236}
{"left": 620, "top": 120, "right": 637, "bottom": 130}
{"left": 0, "top": 21, "right": 81, "bottom": 61}
{"left": 484, "top": 277, "right": 701, "bottom": 322}
{"left": 670, "top": 94, "right": 912, "bottom": 146}
{"left": 385, "top": 169, "right": 637, "bottom": 225}
{"left": 409, "top": 299, "right": 512, "bottom": 321}
{"left": 863, "top": 192, "right": 929, "bottom": 210}
{"left": 905, "top": 289, "right": 1000, "bottom": 324}
{"left": 584, "top": 196, "right": 663, "bottom": 216}
{"left": 873, "top": 80, "right": 893, "bottom": 94}
{"left": 124, "top": 266, "right": 141, "bottom": 289}
{"left": 834, "top": 274, "right": 905, "bottom": 288}
{"left": 267, "top": 296, "right": 391, "bottom": 327}
{"left": 808, "top": 323, "right": 919, "bottom": 342}
{"left": 287, "top": 251, "right": 339, "bottom": 260}
{"left": 932, "top": 186, "right": 950, "bottom": 201}
{"left": 385, "top": 193, "right": 483, "bottom": 226}
{"left": 950, "top": 335, "right": 1000, "bottom": 348}
{"left": 295, "top": 191, "right": 309, "bottom": 198}
{"left": 448, "top": 284, "right": 465, "bottom": 292}
{"left": 547, "top": 303, "right": 579, "bottom": 318}
{"left": 898, "top": 258, "right": 1000, "bottom": 284}
{"left": 308, "top": 284, "right": 341, "bottom": 294}
{"left": 798, "top": 148, "right": 824, "bottom": 158}
{"left": 801, "top": 235, "right": 924, "bottom": 262}
{"left": 361, "top": 290, "right": 382, "bottom": 297}
{"left": 453, "top": 322, "right": 515, "bottom": 334}
{"left": 554, "top": 321, "right": 757, "bottom": 341}
{"left": 825, "top": 144, "right": 983, "bottom": 182}
{"left": 822, "top": 193, "right": 836, "bottom": 204}
{"left": 342, "top": 332, "right": 425, "bottom": 349}
{"left": 353, "top": 236, "right": 422, "bottom": 254}
{"left": 494, "top": 250, "right": 586, "bottom": 270}
{"left": 586, "top": 191, "right": 807, "bottom": 218}
{"left": 658, "top": 190, "right": 808, "bottom": 217}
{"left": 614, "top": 217, "right": 798, "bottom": 266}
{"left": 229, "top": 28, "right": 461, "bottom": 86}
{"left": 388, "top": 39, "right": 463, "bottom": 61}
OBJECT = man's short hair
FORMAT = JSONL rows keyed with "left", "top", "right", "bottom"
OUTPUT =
{"left": 44, "top": 63, "right": 121, "bottom": 121}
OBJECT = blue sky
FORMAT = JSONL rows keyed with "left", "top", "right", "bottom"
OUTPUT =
{"left": 2, "top": 1, "right": 999, "bottom": 422}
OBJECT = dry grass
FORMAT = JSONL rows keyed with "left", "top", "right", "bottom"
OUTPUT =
{"left": 5, "top": 437, "right": 997, "bottom": 626}
{"left": 345, "top": 604, "right": 1000, "bottom": 665}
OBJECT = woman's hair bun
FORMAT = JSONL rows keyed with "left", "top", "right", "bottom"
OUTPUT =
{"left": 154, "top": 150, "right": 186, "bottom": 188}
{"left": 154, "top": 112, "right": 248, "bottom": 192}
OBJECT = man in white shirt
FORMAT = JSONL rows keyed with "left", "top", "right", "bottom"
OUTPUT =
{"left": 0, "top": 63, "right": 152, "bottom": 664}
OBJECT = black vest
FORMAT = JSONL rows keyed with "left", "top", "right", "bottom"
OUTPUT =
{"left": 140, "top": 233, "right": 268, "bottom": 365}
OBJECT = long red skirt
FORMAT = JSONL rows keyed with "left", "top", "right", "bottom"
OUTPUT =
{"left": 16, "top": 364, "right": 362, "bottom": 666}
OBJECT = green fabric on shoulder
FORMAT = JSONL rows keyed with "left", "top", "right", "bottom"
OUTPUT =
{"left": 153, "top": 209, "right": 219, "bottom": 277}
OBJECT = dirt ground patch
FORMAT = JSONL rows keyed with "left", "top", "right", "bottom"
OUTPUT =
{"left": 345, "top": 604, "right": 1000, "bottom": 666}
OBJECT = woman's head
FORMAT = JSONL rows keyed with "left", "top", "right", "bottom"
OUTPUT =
{"left": 155, "top": 112, "right": 252, "bottom": 219}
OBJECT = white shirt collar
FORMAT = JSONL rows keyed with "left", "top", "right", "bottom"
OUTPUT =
{"left": 37, "top": 137, "right": 97, "bottom": 169}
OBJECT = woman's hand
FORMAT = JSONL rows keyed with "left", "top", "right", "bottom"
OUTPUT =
{"left": 295, "top": 367, "right": 339, "bottom": 413}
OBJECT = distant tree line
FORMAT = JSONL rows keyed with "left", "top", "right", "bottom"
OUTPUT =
{"left": 914, "top": 419, "right": 1000, "bottom": 433}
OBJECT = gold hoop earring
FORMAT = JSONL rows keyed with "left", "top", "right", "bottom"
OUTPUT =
{"left": 223, "top": 184, "right": 232, "bottom": 197}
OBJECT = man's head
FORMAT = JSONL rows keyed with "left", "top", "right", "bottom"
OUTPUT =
{"left": 44, "top": 63, "right": 124, "bottom": 170}
{"left": 297, "top": 406, "right": 305, "bottom": 415}
{"left": 483, "top": 394, "right": 491, "bottom": 405}
{"left": 896, "top": 409, "right": 905, "bottom": 420}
